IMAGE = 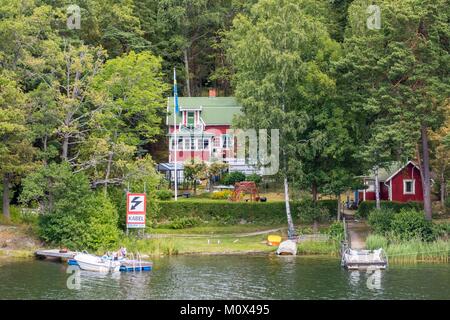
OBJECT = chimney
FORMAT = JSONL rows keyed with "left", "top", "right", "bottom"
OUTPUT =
{"left": 209, "top": 88, "right": 217, "bottom": 98}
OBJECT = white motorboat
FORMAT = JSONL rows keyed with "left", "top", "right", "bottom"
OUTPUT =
{"left": 74, "top": 253, "right": 121, "bottom": 273}
{"left": 276, "top": 239, "right": 297, "bottom": 255}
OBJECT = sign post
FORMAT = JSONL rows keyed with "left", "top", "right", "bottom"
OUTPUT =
{"left": 126, "top": 193, "right": 146, "bottom": 229}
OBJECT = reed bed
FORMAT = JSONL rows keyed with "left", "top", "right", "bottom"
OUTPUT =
{"left": 119, "top": 237, "right": 180, "bottom": 256}
{"left": 297, "top": 240, "right": 340, "bottom": 256}
{"left": 365, "top": 235, "right": 450, "bottom": 264}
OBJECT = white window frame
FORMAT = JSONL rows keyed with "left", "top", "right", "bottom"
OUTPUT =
{"left": 221, "top": 134, "right": 233, "bottom": 149}
{"left": 169, "top": 137, "right": 184, "bottom": 151}
{"left": 366, "top": 180, "right": 375, "bottom": 192}
{"left": 403, "top": 179, "right": 415, "bottom": 195}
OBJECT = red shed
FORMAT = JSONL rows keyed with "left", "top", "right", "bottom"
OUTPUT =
{"left": 359, "top": 161, "right": 424, "bottom": 203}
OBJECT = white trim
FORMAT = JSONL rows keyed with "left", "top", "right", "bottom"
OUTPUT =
{"left": 385, "top": 161, "right": 421, "bottom": 182}
{"left": 403, "top": 179, "right": 415, "bottom": 195}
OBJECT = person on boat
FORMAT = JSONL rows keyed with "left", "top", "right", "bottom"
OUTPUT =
{"left": 119, "top": 247, "right": 127, "bottom": 258}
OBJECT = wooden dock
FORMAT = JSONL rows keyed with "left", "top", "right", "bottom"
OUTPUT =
{"left": 35, "top": 249, "right": 76, "bottom": 260}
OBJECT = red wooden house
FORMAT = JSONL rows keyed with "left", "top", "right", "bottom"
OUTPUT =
{"left": 358, "top": 161, "right": 424, "bottom": 203}
{"left": 166, "top": 93, "right": 242, "bottom": 163}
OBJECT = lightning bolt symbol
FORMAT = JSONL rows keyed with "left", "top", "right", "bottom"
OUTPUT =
{"left": 130, "top": 197, "right": 143, "bottom": 210}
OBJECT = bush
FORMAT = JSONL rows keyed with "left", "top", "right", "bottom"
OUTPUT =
{"left": 327, "top": 221, "right": 344, "bottom": 242}
{"left": 246, "top": 173, "right": 262, "bottom": 184}
{"left": 390, "top": 209, "right": 436, "bottom": 242}
{"left": 368, "top": 209, "right": 395, "bottom": 235}
{"left": 156, "top": 199, "right": 337, "bottom": 226}
{"left": 157, "top": 200, "right": 288, "bottom": 225}
{"left": 156, "top": 189, "right": 173, "bottom": 200}
{"left": 356, "top": 201, "right": 423, "bottom": 218}
{"left": 158, "top": 216, "right": 203, "bottom": 229}
{"left": 38, "top": 193, "right": 120, "bottom": 251}
{"left": 210, "top": 190, "right": 232, "bottom": 200}
{"left": 365, "top": 234, "right": 389, "bottom": 250}
{"left": 292, "top": 199, "right": 338, "bottom": 223}
{"left": 221, "top": 172, "right": 246, "bottom": 185}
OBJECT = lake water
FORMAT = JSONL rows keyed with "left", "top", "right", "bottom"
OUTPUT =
{"left": 0, "top": 255, "right": 449, "bottom": 299}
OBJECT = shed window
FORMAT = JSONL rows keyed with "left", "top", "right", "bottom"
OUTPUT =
{"left": 403, "top": 179, "right": 415, "bottom": 195}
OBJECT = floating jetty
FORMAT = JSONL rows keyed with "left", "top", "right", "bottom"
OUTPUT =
{"left": 35, "top": 249, "right": 76, "bottom": 261}
{"left": 341, "top": 248, "right": 388, "bottom": 270}
{"left": 340, "top": 218, "right": 388, "bottom": 270}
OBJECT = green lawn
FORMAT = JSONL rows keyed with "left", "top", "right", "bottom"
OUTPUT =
{"left": 147, "top": 224, "right": 286, "bottom": 235}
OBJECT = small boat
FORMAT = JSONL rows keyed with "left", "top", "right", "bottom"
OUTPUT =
{"left": 73, "top": 253, "right": 121, "bottom": 273}
{"left": 341, "top": 248, "right": 388, "bottom": 270}
{"left": 276, "top": 239, "right": 297, "bottom": 255}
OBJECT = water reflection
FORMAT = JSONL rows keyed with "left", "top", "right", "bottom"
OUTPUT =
{"left": 0, "top": 256, "right": 449, "bottom": 299}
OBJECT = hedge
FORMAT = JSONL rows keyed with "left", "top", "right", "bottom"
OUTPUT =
{"left": 356, "top": 201, "right": 423, "bottom": 218}
{"left": 155, "top": 199, "right": 338, "bottom": 225}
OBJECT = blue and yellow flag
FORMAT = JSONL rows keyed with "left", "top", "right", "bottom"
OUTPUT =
{"left": 173, "top": 68, "right": 179, "bottom": 114}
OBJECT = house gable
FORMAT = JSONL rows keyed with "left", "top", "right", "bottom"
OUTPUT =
{"left": 389, "top": 162, "right": 423, "bottom": 202}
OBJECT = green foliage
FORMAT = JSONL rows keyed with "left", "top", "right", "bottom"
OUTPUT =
{"left": 357, "top": 201, "right": 423, "bottom": 218}
{"left": 390, "top": 210, "right": 436, "bottom": 242}
{"left": 156, "top": 199, "right": 337, "bottom": 226}
{"left": 119, "top": 236, "right": 180, "bottom": 256}
{"left": 38, "top": 192, "right": 120, "bottom": 251}
{"left": 157, "top": 200, "right": 288, "bottom": 225}
{"left": 445, "top": 197, "right": 450, "bottom": 209}
{"left": 327, "top": 221, "right": 345, "bottom": 242}
{"left": 292, "top": 199, "right": 338, "bottom": 223}
{"left": 368, "top": 208, "right": 437, "bottom": 242}
{"left": 366, "top": 235, "right": 449, "bottom": 264}
{"left": 210, "top": 190, "right": 232, "bottom": 200}
{"left": 368, "top": 209, "right": 395, "bottom": 235}
{"left": 21, "top": 164, "right": 120, "bottom": 250}
{"left": 158, "top": 216, "right": 203, "bottom": 229}
{"left": 155, "top": 189, "right": 173, "bottom": 201}
{"left": 246, "top": 173, "right": 262, "bottom": 185}
{"left": 297, "top": 240, "right": 340, "bottom": 256}
{"left": 221, "top": 172, "right": 246, "bottom": 186}
{"left": 183, "top": 158, "right": 206, "bottom": 193}
{"left": 365, "top": 234, "right": 389, "bottom": 250}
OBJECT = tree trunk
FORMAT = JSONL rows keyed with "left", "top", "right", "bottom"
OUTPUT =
{"left": 184, "top": 48, "right": 191, "bottom": 97}
{"left": 43, "top": 134, "right": 48, "bottom": 166}
{"left": 104, "top": 151, "right": 114, "bottom": 196}
{"left": 284, "top": 177, "right": 296, "bottom": 239}
{"left": 2, "top": 175, "right": 10, "bottom": 220}
{"left": 440, "top": 172, "right": 446, "bottom": 208}
{"left": 337, "top": 193, "right": 342, "bottom": 221}
{"left": 420, "top": 125, "right": 433, "bottom": 220}
{"left": 312, "top": 183, "right": 318, "bottom": 203}
{"left": 62, "top": 134, "right": 69, "bottom": 161}
{"left": 375, "top": 165, "right": 380, "bottom": 210}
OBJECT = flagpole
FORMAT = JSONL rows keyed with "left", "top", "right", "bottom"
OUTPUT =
{"left": 173, "top": 68, "right": 178, "bottom": 201}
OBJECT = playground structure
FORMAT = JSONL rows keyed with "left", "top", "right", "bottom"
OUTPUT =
{"left": 230, "top": 181, "right": 260, "bottom": 202}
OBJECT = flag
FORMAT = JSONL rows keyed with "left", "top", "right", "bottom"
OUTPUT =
{"left": 173, "top": 68, "right": 179, "bottom": 114}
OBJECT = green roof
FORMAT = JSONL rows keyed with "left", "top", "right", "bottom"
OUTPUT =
{"left": 365, "top": 161, "right": 417, "bottom": 181}
{"left": 167, "top": 97, "right": 242, "bottom": 125}
{"left": 378, "top": 163, "right": 402, "bottom": 181}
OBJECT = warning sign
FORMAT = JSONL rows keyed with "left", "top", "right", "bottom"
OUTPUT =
{"left": 126, "top": 193, "right": 146, "bottom": 229}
